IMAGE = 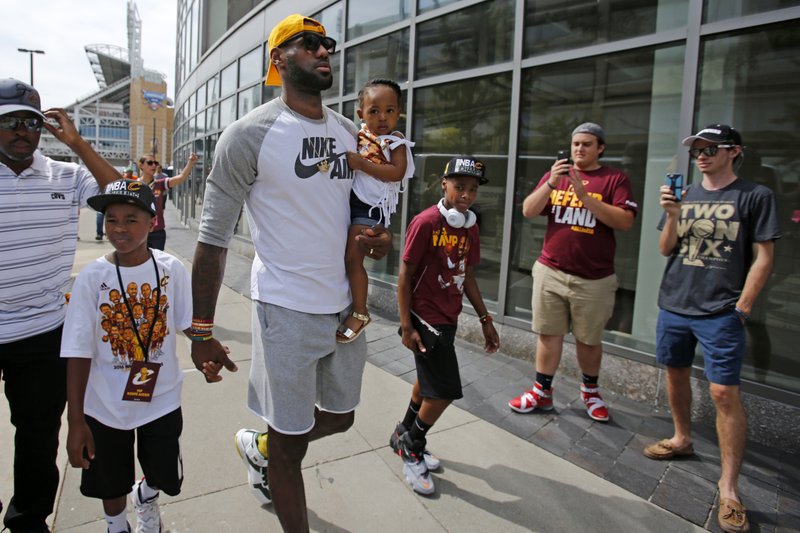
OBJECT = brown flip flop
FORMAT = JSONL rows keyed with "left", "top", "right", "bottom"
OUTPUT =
{"left": 643, "top": 438, "right": 694, "bottom": 460}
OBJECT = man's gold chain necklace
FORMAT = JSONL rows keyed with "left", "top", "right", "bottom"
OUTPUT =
{"left": 288, "top": 106, "right": 330, "bottom": 173}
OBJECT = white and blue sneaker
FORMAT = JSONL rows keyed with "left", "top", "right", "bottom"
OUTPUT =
{"left": 234, "top": 428, "right": 271, "bottom": 504}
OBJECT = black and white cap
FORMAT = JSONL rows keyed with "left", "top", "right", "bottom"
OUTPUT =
{"left": 442, "top": 156, "right": 488, "bottom": 184}
{"left": 88, "top": 179, "right": 157, "bottom": 216}
{"left": 681, "top": 124, "right": 742, "bottom": 146}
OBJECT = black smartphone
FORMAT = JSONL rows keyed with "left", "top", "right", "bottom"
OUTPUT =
{"left": 665, "top": 173, "right": 683, "bottom": 201}
{"left": 556, "top": 149, "right": 572, "bottom": 164}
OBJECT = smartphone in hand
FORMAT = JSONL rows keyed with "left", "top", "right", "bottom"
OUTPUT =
{"left": 557, "top": 149, "right": 573, "bottom": 164}
{"left": 665, "top": 173, "right": 683, "bottom": 201}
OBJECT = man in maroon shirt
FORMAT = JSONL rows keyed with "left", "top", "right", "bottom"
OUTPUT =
{"left": 509, "top": 123, "right": 638, "bottom": 422}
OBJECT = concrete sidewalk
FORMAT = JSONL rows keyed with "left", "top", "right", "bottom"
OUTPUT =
{"left": 0, "top": 207, "right": 789, "bottom": 532}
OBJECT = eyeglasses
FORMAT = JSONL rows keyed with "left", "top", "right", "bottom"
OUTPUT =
{"left": 688, "top": 145, "right": 735, "bottom": 158}
{"left": 282, "top": 32, "right": 337, "bottom": 54}
{"left": 144, "top": 160, "right": 159, "bottom": 166}
{"left": 0, "top": 116, "right": 43, "bottom": 131}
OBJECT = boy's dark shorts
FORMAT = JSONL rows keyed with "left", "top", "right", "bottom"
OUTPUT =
{"left": 656, "top": 308, "right": 745, "bottom": 386}
{"left": 80, "top": 408, "right": 183, "bottom": 500}
{"left": 414, "top": 325, "right": 463, "bottom": 400}
{"left": 349, "top": 190, "right": 383, "bottom": 227}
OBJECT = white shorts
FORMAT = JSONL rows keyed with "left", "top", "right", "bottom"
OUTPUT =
{"left": 247, "top": 301, "right": 368, "bottom": 434}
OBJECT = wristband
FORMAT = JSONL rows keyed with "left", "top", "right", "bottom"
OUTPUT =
{"left": 188, "top": 333, "right": 214, "bottom": 342}
{"left": 479, "top": 314, "right": 493, "bottom": 324}
{"left": 546, "top": 181, "right": 557, "bottom": 190}
{"left": 191, "top": 318, "right": 214, "bottom": 331}
{"left": 734, "top": 307, "right": 750, "bottom": 321}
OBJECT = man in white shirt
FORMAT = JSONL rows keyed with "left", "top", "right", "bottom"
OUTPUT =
{"left": 188, "top": 14, "right": 391, "bottom": 532}
{"left": 0, "top": 78, "right": 120, "bottom": 532}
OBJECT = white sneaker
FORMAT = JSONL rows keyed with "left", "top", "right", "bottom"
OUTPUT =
{"left": 131, "top": 478, "right": 161, "bottom": 533}
{"left": 398, "top": 432, "right": 435, "bottom": 495}
{"left": 234, "top": 428, "right": 271, "bottom": 504}
{"left": 422, "top": 449, "right": 441, "bottom": 472}
{"left": 402, "top": 457, "right": 435, "bottom": 495}
{"left": 390, "top": 423, "right": 441, "bottom": 472}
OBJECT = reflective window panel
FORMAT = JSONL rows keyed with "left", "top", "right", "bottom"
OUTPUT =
{"left": 347, "top": 0, "right": 411, "bottom": 39}
{"left": 313, "top": 1, "right": 344, "bottom": 44}
{"left": 344, "top": 29, "right": 409, "bottom": 96}
{"left": 524, "top": 0, "right": 688, "bottom": 58}
{"left": 416, "top": 0, "right": 514, "bottom": 79}
{"left": 418, "top": 0, "right": 461, "bottom": 15}
{"left": 220, "top": 62, "right": 237, "bottom": 97}
{"left": 239, "top": 46, "right": 263, "bottom": 87}
{"left": 207, "top": 75, "right": 219, "bottom": 103}
{"left": 219, "top": 95, "right": 237, "bottom": 129}
{"left": 704, "top": 0, "right": 800, "bottom": 23}
{"left": 238, "top": 85, "right": 261, "bottom": 118}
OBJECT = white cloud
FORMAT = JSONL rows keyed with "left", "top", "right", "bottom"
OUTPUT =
{"left": 2, "top": 0, "right": 176, "bottom": 108}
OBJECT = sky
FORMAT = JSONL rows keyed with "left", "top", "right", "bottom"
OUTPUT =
{"left": 2, "top": 0, "right": 178, "bottom": 108}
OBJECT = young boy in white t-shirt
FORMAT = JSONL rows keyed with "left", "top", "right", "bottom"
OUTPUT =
{"left": 61, "top": 179, "right": 219, "bottom": 533}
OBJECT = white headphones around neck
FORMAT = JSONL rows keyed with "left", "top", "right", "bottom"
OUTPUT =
{"left": 438, "top": 199, "right": 476, "bottom": 229}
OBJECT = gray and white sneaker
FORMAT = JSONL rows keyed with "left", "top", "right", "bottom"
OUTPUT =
{"left": 131, "top": 478, "right": 161, "bottom": 533}
{"left": 234, "top": 428, "right": 271, "bottom": 504}
{"left": 398, "top": 432, "right": 435, "bottom": 495}
{"left": 390, "top": 422, "right": 441, "bottom": 471}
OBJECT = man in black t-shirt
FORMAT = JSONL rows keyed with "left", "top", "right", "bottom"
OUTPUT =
{"left": 644, "top": 124, "right": 780, "bottom": 533}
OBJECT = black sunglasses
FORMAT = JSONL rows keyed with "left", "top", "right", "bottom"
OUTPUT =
{"left": 0, "top": 116, "right": 43, "bottom": 132}
{"left": 688, "top": 145, "right": 735, "bottom": 158}
{"left": 144, "top": 160, "right": 159, "bottom": 166}
{"left": 281, "top": 32, "right": 337, "bottom": 54}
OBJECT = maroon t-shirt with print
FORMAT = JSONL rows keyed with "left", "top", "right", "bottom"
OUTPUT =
{"left": 149, "top": 178, "right": 168, "bottom": 232}
{"left": 403, "top": 205, "right": 480, "bottom": 326}
{"left": 536, "top": 165, "right": 637, "bottom": 279}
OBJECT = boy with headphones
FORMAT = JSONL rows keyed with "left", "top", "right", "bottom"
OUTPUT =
{"left": 391, "top": 156, "right": 500, "bottom": 495}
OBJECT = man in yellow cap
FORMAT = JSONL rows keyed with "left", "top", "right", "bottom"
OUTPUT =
{"left": 189, "top": 13, "right": 391, "bottom": 532}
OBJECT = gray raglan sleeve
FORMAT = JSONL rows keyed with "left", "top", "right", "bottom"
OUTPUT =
{"left": 197, "top": 109, "right": 270, "bottom": 248}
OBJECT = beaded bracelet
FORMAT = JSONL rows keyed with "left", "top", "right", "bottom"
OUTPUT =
{"left": 190, "top": 317, "right": 214, "bottom": 341}
{"left": 187, "top": 332, "right": 214, "bottom": 342}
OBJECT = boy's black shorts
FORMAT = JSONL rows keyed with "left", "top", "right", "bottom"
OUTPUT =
{"left": 414, "top": 325, "right": 463, "bottom": 400}
{"left": 81, "top": 407, "right": 183, "bottom": 500}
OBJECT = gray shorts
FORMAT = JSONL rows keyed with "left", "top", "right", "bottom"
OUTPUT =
{"left": 247, "top": 301, "right": 368, "bottom": 434}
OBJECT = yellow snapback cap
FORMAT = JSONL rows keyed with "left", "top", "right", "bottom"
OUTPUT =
{"left": 265, "top": 14, "right": 326, "bottom": 86}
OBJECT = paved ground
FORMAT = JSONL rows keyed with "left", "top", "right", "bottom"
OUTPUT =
{"left": 1, "top": 207, "right": 797, "bottom": 532}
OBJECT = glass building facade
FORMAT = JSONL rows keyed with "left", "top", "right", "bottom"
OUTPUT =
{"left": 172, "top": 0, "right": 800, "bottom": 405}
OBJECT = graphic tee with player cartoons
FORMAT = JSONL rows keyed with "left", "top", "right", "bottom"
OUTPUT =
{"left": 61, "top": 250, "right": 191, "bottom": 430}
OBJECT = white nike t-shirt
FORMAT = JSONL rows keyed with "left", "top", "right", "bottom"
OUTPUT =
{"left": 199, "top": 98, "right": 359, "bottom": 314}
